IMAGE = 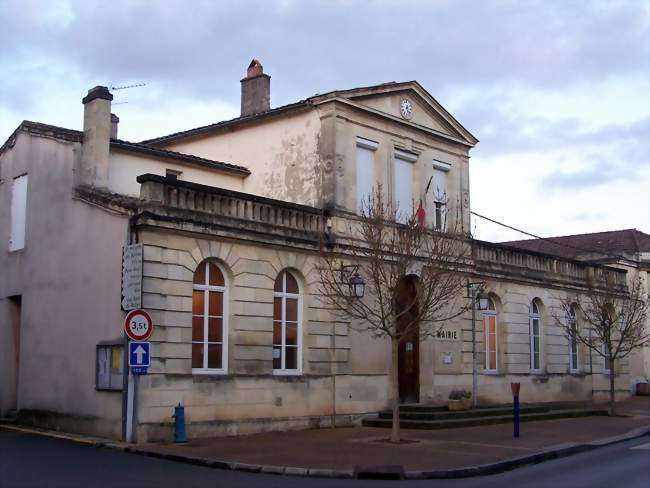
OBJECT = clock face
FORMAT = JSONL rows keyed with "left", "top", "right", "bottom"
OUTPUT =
{"left": 400, "top": 99, "right": 413, "bottom": 120}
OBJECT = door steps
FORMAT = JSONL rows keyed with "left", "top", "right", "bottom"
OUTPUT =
{"left": 362, "top": 403, "right": 608, "bottom": 430}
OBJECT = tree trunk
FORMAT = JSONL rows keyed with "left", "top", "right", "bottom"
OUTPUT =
{"left": 390, "top": 337, "right": 400, "bottom": 443}
{"left": 609, "top": 366, "right": 616, "bottom": 416}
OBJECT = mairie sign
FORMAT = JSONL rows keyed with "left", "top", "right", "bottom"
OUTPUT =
{"left": 435, "top": 328, "right": 459, "bottom": 341}
{"left": 128, "top": 341, "right": 150, "bottom": 375}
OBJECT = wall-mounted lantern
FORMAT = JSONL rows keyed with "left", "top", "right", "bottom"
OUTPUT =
{"left": 477, "top": 292, "right": 490, "bottom": 311}
{"left": 349, "top": 271, "right": 366, "bottom": 299}
{"left": 340, "top": 264, "right": 365, "bottom": 300}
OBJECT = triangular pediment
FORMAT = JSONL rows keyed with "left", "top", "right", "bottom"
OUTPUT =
{"left": 312, "top": 82, "right": 478, "bottom": 146}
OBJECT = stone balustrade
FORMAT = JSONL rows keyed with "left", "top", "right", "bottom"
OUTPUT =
{"left": 135, "top": 174, "right": 627, "bottom": 292}
{"left": 474, "top": 240, "right": 627, "bottom": 291}
{"left": 136, "top": 174, "right": 323, "bottom": 236}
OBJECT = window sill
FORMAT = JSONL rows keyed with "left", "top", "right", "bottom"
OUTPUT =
{"left": 192, "top": 369, "right": 228, "bottom": 375}
{"left": 482, "top": 370, "right": 502, "bottom": 376}
{"left": 96, "top": 387, "right": 123, "bottom": 392}
{"left": 273, "top": 370, "right": 302, "bottom": 376}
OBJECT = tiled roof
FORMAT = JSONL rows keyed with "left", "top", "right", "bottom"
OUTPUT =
{"left": 1, "top": 120, "right": 83, "bottom": 155}
{"left": 110, "top": 139, "right": 250, "bottom": 176}
{"left": 503, "top": 229, "right": 650, "bottom": 260}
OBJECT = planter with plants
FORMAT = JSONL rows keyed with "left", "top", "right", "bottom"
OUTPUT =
{"left": 447, "top": 389, "right": 472, "bottom": 411}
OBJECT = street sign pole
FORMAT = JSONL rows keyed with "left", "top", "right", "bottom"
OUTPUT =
{"left": 123, "top": 309, "right": 153, "bottom": 444}
{"left": 126, "top": 367, "right": 135, "bottom": 442}
{"left": 121, "top": 330, "right": 129, "bottom": 442}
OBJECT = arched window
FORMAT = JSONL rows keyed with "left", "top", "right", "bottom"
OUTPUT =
{"left": 529, "top": 300, "right": 541, "bottom": 372}
{"left": 568, "top": 305, "right": 579, "bottom": 373}
{"left": 192, "top": 260, "right": 228, "bottom": 373}
{"left": 482, "top": 298, "right": 497, "bottom": 372}
{"left": 273, "top": 270, "right": 301, "bottom": 373}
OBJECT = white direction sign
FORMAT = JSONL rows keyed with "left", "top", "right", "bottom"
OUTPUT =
{"left": 122, "top": 243, "right": 143, "bottom": 310}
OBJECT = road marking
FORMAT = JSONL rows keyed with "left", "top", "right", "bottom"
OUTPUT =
{"left": 630, "top": 442, "right": 650, "bottom": 450}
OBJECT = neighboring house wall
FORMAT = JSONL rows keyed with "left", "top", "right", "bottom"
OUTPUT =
{"left": 0, "top": 131, "right": 127, "bottom": 437}
{"left": 163, "top": 110, "right": 323, "bottom": 207}
{"left": 107, "top": 150, "right": 245, "bottom": 197}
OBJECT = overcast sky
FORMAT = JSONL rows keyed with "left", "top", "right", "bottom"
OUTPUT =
{"left": 1, "top": 0, "right": 648, "bottom": 242}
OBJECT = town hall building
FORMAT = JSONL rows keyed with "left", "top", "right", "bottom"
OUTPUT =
{"left": 0, "top": 60, "right": 645, "bottom": 442}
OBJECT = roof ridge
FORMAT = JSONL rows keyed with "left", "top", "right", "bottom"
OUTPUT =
{"left": 503, "top": 228, "right": 641, "bottom": 244}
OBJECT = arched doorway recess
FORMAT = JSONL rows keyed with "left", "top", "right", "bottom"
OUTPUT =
{"left": 395, "top": 274, "right": 420, "bottom": 404}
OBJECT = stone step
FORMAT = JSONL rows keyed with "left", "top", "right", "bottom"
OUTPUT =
{"left": 398, "top": 404, "right": 449, "bottom": 413}
{"left": 398, "top": 401, "right": 592, "bottom": 413}
{"left": 378, "top": 405, "right": 549, "bottom": 421}
{"left": 362, "top": 408, "right": 608, "bottom": 430}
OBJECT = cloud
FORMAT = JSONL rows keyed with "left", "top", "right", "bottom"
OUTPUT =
{"left": 0, "top": 0, "right": 648, "bottom": 242}
{"left": 541, "top": 158, "right": 635, "bottom": 191}
{"left": 1, "top": 0, "right": 648, "bottom": 110}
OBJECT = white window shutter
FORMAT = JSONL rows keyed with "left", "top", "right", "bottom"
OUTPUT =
{"left": 394, "top": 157, "right": 413, "bottom": 223}
{"left": 356, "top": 146, "right": 374, "bottom": 214}
{"left": 10, "top": 174, "right": 28, "bottom": 251}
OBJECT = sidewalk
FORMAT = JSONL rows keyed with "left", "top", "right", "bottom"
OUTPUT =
{"left": 136, "top": 397, "right": 650, "bottom": 476}
{"left": 3, "top": 397, "right": 648, "bottom": 479}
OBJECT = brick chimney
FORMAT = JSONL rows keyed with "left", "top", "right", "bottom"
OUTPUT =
{"left": 77, "top": 86, "right": 113, "bottom": 188}
{"left": 240, "top": 59, "right": 270, "bottom": 116}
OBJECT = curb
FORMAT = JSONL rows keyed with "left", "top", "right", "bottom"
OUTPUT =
{"left": 2, "top": 423, "right": 649, "bottom": 480}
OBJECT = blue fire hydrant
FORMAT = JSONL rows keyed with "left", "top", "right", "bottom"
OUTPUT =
{"left": 172, "top": 403, "right": 187, "bottom": 443}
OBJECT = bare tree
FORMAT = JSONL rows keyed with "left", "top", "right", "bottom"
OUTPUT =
{"left": 557, "top": 275, "right": 649, "bottom": 415}
{"left": 317, "top": 188, "right": 470, "bottom": 442}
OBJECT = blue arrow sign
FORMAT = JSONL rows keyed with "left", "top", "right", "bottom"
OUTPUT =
{"left": 129, "top": 341, "right": 150, "bottom": 369}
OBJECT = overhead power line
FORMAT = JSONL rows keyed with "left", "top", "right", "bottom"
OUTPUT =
{"left": 470, "top": 210, "right": 634, "bottom": 264}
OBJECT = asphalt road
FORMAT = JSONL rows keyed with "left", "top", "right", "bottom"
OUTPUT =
{"left": 0, "top": 430, "right": 648, "bottom": 487}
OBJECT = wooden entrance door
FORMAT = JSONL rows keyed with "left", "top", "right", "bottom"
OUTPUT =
{"left": 396, "top": 277, "right": 419, "bottom": 404}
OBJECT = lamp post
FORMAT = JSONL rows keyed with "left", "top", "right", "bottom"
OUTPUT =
{"left": 468, "top": 281, "right": 489, "bottom": 408}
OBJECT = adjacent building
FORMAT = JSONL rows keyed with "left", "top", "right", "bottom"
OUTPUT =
{"left": 0, "top": 60, "right": 642, "bottom": 441}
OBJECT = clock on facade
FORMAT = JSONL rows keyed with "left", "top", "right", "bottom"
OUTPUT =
{"left": 400, "top": 98, "right": 413, "bottom": 120}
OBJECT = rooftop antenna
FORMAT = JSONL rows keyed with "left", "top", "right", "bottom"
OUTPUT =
{"left": 108, "top": 82, "right": 146, "bottom": 107}
{"left": 109, "top": 82, "right": 146, "bottom": 91}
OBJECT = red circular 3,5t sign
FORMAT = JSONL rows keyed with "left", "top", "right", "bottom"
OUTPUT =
{"left": 124, "top": 309, "right": 154, "bottom": 341}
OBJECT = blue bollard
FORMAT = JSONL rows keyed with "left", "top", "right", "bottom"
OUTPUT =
{"left": 172, "top": 403, "right": 187, "bottom": 443}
